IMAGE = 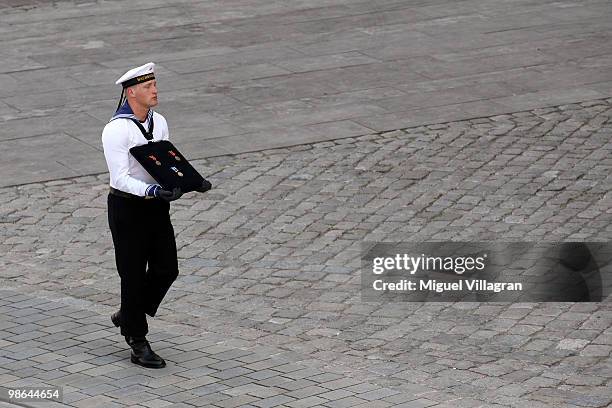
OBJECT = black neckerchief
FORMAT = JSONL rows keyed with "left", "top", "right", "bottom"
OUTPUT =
{"left": 129, "top": 115, "right": 155, "bottom": 141}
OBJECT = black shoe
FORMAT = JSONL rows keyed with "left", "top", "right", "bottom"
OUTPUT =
{"left": 125, "top": 336, "right": 166, "bottom": 369}
{"left": 111, "top": 310, "right": 121, "bottom": 328}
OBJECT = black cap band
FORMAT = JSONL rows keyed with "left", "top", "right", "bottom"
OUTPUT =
{"left": 122, "top": 73, "right": 155, "bottom": 89}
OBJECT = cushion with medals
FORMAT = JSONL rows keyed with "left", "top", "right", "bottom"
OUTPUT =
{"left": 130, "top": 140, "right": 207, "bottom": 193}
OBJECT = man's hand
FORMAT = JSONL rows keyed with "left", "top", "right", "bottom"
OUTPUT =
{"left": 195, "top": 179, "right": 212, "bottom": 193}
{"left": 156, "top": 187, "right": 182, "bottom": 202}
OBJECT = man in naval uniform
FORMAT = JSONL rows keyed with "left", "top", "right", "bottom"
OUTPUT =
{"left": 102, "top": 62, "right": 208, "bottom": 368}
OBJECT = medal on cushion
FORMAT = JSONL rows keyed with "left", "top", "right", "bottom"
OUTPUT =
{"left": 171, "top": 166, "right": 183, "bottom": 177}
{"left": 148, "top": 155, "right": 161, "bottom": 166}
{"left": 168, "top": 150, "right": 181, "bottom": 161}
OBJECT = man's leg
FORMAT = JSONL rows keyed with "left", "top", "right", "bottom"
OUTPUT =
{"left": 143, "top": 200, "right": 179, "bottom": 317}
{"left": 108, "top": 194, "right": 149, "bottom": 337}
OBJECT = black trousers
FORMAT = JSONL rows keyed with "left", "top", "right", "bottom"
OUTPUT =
{"left": 107, "top": 193, "right": 179, "bottom": 337}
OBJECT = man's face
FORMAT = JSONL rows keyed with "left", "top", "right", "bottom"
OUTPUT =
{"left": 130, "top": 80, "right": 158, "bottom": 108}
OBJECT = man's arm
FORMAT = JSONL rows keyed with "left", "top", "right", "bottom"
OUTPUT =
{"left": 102, "top": 121, "right": 156, "bottom": 197}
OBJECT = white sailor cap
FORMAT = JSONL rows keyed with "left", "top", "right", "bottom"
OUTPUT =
{"left": 115, "top": 62, "right": 156, "bottom": 88}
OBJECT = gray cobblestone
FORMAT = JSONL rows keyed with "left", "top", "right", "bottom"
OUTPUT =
{"left": 1, "top": 81, "right": 612, "bottom": 408}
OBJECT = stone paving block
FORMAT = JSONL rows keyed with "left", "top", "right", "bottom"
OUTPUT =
{"left": 302, "top": 374, "right": 344, "bottom": 384}
{"left": 115, "top": 390, "right": 163, "bottom": 406}
{"left": 211, "top": 366, "right": 254, "bottom": 380}
{"left": 213, "top": 394, "right": 261, "bottom": 408}
{"left": 244, "top": 358, "right": 287, "bottom": 371}
{"left": 273, "top": 52, "right": 379, "bottom": 74}
{"left": 580, "top": 345, "right": 612, "bottom": 357}
{"left": 191, "top": 381, "right": 231, "bottom": 397}
{"left": 101, "top": 383, "right": 149, "bottom": 399}
{"left": 208, "top": 349, "right": 254, "bottom": 362}
{"left": 140, "top": 398, "right": 176, "bottom": 408}
{"left": 237, "top": 352, "right": 272, "bottom": 364}
{"left": 174, "top": 339, "right": 219, "bottom": 352}
{"left": 175, "top": 366, "right": 217, "bottom": 379}
{"left": 392, "top": 399, "right": 439, "bottom": 408}
{"left": 325, "top": 395, "right": 369, "bottom": 408}
{"left": 208, "top": 360, "right": 245, "bottom": 371}
{"left": 268, "top": 378, "right": 317, "bottom": 391}
{"left": 250, "top": 394, "right": 296, "bottom": 408}
{"left": 316, "top": 389, "right": 354, "bottom": 401}
{"left": 281, "top": 368, "right": 325, "bottom": 380}
{"left": 71, "top": 394, "right": 122, "bottom": 408}
{"left": 351, "top": 401, "right": 394, "bottom": 408}
{"left": 318, "top": 377, "right": 363, "bottom": 390}
{"left": 284, "top": 385, "right": 328, "bottom": 400}
{"left": 357, "top": 387, "right": 402, "bottom": 401}
{"left": 164, "top": 350, "right": 210, "bottom": 363}
{"left": 161, "top": 389, "right": 201, "bottom": 403}
{"left": 181, "top": 391, "right": 229, "bottom": 406}
{"left": 63, "top": 361, "right": 97, "bottom": 374}
{"left": 246, "top": 369, "right": 283, "bottom": 381}
{"left": 176, "top": 375, "right": 220, "bottom": 390}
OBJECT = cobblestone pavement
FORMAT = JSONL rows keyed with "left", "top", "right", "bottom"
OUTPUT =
{"left": 1, "top": 99, "right": 612, "bottom": 407}
{"left": 1, "top": 287, "right": 442, "bottom": 408}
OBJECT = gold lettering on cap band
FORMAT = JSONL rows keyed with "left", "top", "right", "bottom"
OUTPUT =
{"left": 136, "top": 73, "right": 155, "bottom": 82}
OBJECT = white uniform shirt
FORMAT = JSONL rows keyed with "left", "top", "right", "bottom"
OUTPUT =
{"left": 102, "top": 111, "right": 169, "bottom": 196}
